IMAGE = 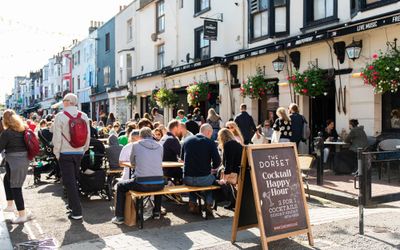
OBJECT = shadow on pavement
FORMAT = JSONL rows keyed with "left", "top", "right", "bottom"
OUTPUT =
{"left": 61, "top": 221, "right": 105, "bottom": 247}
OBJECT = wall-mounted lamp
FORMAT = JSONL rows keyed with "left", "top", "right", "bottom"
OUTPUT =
{"left": 272, "top": 56, "right": 286, "bottom": 73}
{"left": 289, "top": 51, "right": 301, "bottom": 70}
{"left": 346, "top": 39, "right": 363, "bottom": 61}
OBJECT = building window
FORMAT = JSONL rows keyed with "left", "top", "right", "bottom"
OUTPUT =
{"left": 78, "top": 51, "right": 80, "bottom": 65}
{"left": 126, "top": 54, "right": 132, "bottom": 81}
{"left": 195, "top": 0, "right": 210, "bottom": 15}
{"left": 249, "top": 0, "right": 289, "bottom": 41}
{"left": 127, "top": 18, "right": 133, "bottom": 41}
{"left": 78, "top": 75, "right": 81, "bottom": 90}
{"left": 104, "top": 66, "right": 111, "bottom": 85}
{"left": 351, "top": 0, "right": 397, "bottom": 15}
{"left": 194, "top": 27, "right": 210, "bottom": 60}
{"left": 44, "top": 87, "right": 48, "bottom": 98}
{"left": 179, "top": 0, "right": 184, "bottom": 8}
{"left": 157, "top": 44, "right": 165, "bottom": 69}
{"left": 156, "top": 0, "right": 165, "bottom": 33}
{"left": 382, "top": 92, "right": 400, "bottom": 131}
{"left": 304, "top": 0, "right": 337, "bottom": 27}
{"left": 105, "top": 33, "right": 110, "bottom": 52}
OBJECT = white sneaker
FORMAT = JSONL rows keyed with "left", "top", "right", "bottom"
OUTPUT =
{"left": 3, "top": 206, "right": 15, "bottom": 212}
{"left": 11, "top": 212, "right": 34, "bottom": 224}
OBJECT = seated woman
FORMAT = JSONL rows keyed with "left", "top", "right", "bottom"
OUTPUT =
{"left": 216, "top": 128, "right": 243, "bottom": 210}
{"left": 322, "top": 119, "right": 339, "bottom": 165}
{"left": 334, "top": 119, "right": 368, "bottom": 174}
{"left": 106, "top": 135, "right": 123, "bottom": 170}
{"left": 251, "top": 125, "right": 268, "bottom": 144}
{"left": 225, "top": 121, "right": 244, "bottom": 145}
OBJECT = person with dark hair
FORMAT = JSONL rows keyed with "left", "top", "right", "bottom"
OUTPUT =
{"left": 152, "top": 107, "right": 164, "bottom": 124}
{"left": 193, "top": 107, "right": 205, "bottom": 125}
{"left": 118, "top": 122, "right": 136, "bottom": 146}
{"left": 160, "top": 119, "right": 182, "bottom": 184}
{"left": 176, "top": 109, "right": 187, "bottom": 123}
{"left": 133, "top": 113, "right": 140, "bottom": 123}
{"left": 334, "top": 119, "right": 368, "bottom": 174}
{"left": 288, "top": 103, "right": 308, "bottom": 147}
{"left": 89, "top": 119, "right": 98, "bottom": 139}
{"left": 185, "top": 114, "right": 200, "bottom": 135}
{"left": 322, "top": 119, "right": 339, "bottom": 164}
{"left": 137, "top": 118, "right": 154, "bottom": 130}
{"left": 234, "top": 103, "right": 256, "bottom": 144}
{"left": 106, "top": 112, "right": 116, "bottom": 126}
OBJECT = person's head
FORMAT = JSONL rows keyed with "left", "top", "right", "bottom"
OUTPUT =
{"left": 226, "top": 121, "right": 244, "bottom": 142}
{"left": 158, "top": 124, "right": 168, "bottom": 135}
{"left": 240, "top": 103, "right": 247, "bottom": 111}
{"left": 2, "top": 109, "right": 25, "bottom": 133}
{"left": 45, "top": 114, "right": 53, "bottom": 122}
{"left": 137, "top": 118, "right": 153, "bottom": 129}
{"left": 217, "top": 128, "right": 236, "bottom": 149}
{"left": 108, "top": 112, "right": 115, "bottom": 120}
{"left": 153, "top": 121, "right": 160, "bottom": 129}
{"left": 153, "top": 128, "right": 164, "bottom": 141}
{"left": 200, "top": 123, "right": 213, "bottom": 139}
{"left": 177, "top": 109, "right": 185, "bottom": 119}
{"left": 187, "top": 114, "right": 193, "bottom": 120}
{"left": 39, "top": 119, "right": 47, "bottom": 128}
{"left": 264, "top": 120, "right": 272, "bottom": 128}
{"left": 391, "top": 109, "right": 399, "bottom": 118}
{"left": 98, "top": 121, "right": 104, "bottom": 127}
{"left": 193, "top": 107, "right": 200, "bottom": 115}
{"left": 207, "top": 108, "right": 219, "bottom": 121}
{"left": 134, "top": 112, "right": 140, "bottom": 120}
{"left": 62, "top": 93, "right": 78, "bottom": 107}
{"left": 152, "top": 107, "right": 159, "bottom": 116}
{"left": 129, "top": 129, "right": 140, "bottom": 143}
{"left": 47, "top": 121, "right": 53, "bottom": 129}
{"left": 125, "top": 122, "right": 136, "bottom": 135}
{"left": 139, "top": 127, "right": 153, "bottom": 139}
{"left": 256, "top": 124, "right": 262, "bottom": 134}
{"left": 349, "top": 119, "right": 359, "bottom": 129}
{"left": 326, "top": 119, "right": 335, "bottom": 130}
{"left": 113, "top": 121, "right": 121, "bottom": 131}
{"left": 144, "top": 113, "right": 152, "bottom": 121}
{"left": 288, "top": 103, "right": 299, "bottom": 114}
{"left": 276, "top": 107, "right": 290, "bottom": 122}
{"left": 167, "top": 119, "right": 181, "bottom": 136}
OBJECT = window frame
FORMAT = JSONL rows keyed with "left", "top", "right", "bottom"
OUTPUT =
{"left": 302, "top": 0, "right": 338, "bottom": 30}
{"left": 194, "top": 26, "right": 211, "bottom": 60}
{"left": 351, "top": 0, "right": 398, "bottom": 16}
{"left": 157, "top": 44, "right": 165, "bottom": 70}
{"left": 126, "top": 53, "right": 133, "bottom": 81}
{"left": 127, "top": 18, "right": 133, "bottom": 42}
{"left": 248, "top": 0, "right": 290, "bottom": 43}
{"left": 103, "top": 66, "right": 111, "bottom": 85}
{"left": 156, "top": 0, "right": 165, "bottom": 34}
{"left": 105, "top": 33, "right": 111, "bottom": 52}
{"left": 194, "top": 0, "right": 211, "bottom": 16}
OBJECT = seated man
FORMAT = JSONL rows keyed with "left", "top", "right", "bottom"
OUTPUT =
{"left": 181, "top": 124, "right": 221, "bottom": 215}
{"left": 160, "top": 120, "right": 182, "bottom": 184}
{"left": 112, "top": 127, "right": 164, "bottom": 224}
{"left": 106, "top": 135, "right": 123, "bottom": 169}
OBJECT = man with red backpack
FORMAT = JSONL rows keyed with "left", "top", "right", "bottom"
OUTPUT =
{"left": 52, "top": 93, "right": 90, "bottom": 220}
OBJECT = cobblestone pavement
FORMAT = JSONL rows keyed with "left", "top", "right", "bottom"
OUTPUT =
{"left": 1, "top": 169, "right": 400, "bottom": 249}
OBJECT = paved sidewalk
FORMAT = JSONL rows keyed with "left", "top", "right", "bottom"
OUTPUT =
{"left": 0, "top": 209, "right": 13, "bottom": 250}
{"left": 61, "top": 207, "right": 399, "bottom": 250}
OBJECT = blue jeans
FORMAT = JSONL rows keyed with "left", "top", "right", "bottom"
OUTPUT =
{"left": 183, "top": 175, "right": 216, "bottom": 205}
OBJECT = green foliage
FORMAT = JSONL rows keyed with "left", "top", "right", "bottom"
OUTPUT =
{"left": 288, "top": 66, "right": 327, "bottom": 96}
{"left": 240, "top": 67, "right": 276, "bottom": 99}
{"left": 155, "top": 88, "right": 178, "bottom": 108}
{"left": 186, "top": 81, "right": 209, "bottom": 107}
{"left": 361, "top": 48, "right": 400, "bottom": 94}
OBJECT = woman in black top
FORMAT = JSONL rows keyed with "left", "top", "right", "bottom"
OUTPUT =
{"left": 273, "top": 107, "right": 292, "bottom": 142}
{"left": 216, "top": 128, "right": 243, "bottom": 210}
{"left": 0, "top": 110, "right": 32, "bottom": 223}
{"left": 322, "top": 119, "right": 339, "bottom": 164}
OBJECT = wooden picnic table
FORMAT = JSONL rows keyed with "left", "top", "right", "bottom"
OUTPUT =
{"left": 98, "top": 138, "right": 108, "bottom": 144}
{"left": 120, "top": 161, "right": 184, "bottom": 168}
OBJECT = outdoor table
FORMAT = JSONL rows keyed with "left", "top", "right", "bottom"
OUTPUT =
{"left": 396, "top": 145, "right": 400, "bottom": 150}
{"left": 119, "top": 161, "right": 184, "bottom": 168}
{"left": 99, "top": 138, "right": 108, "bottom": 144}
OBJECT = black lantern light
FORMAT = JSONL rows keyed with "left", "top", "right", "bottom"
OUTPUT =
{"left": 272, "top": 56, "right": 286, "bottom": 73}
{"left": 345, "top": 39, "right": 362, "bottom": 61}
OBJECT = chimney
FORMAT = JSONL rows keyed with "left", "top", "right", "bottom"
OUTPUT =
{"left": 89, "top": 20, "right": 97, "bottom": 34}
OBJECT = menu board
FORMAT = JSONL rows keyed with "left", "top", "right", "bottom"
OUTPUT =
{"left": 232, "top": 144, "right": 313, "bottom": 250}
{"left": 251, "top": 147, "right": 307, "bottom": 237}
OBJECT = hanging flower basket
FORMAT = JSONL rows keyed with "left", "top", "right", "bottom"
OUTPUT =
{"left": 126, "top": 91, "right": 137, "bottom": 104}
{"left": 361, "top": 47, "right": 400, "bottom": 94}
{"left": 240, "top": 67, "right": 276, "bottom": 99}
{"left": 288, "top": 66, "right": 327, "bottom": 96}
{"left": 186, "top": 81, "right": 209, "bottom": 107}
{"left": 154, "top": 88, "right": 179, "bottom": 108}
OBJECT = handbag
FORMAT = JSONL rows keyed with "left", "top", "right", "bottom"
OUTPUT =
{"left": 271, "top": 130, "right": 281, "bottom": 143}
{"left": 220, "top": 171, "right": 238, "bottom": 185}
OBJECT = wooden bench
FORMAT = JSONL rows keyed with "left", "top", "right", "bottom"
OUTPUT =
{"left": 127, "top": 185, "right": 220, "bottom": 229}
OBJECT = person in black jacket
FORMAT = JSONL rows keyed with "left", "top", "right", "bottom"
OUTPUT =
{"left": 160, "top": 119, "right": 182, "bottom": 183}
{"left": 216, "top": 128, "right": 242, "bottom": 210}
{"left": 288, "top": 103, "right": 307, "bottom": 146}
{"left": 181, "top": 124, "right": 221, "bottom": 215}
{"left": 185, "top": 114, "right": 200, "bottom": 135}
{"left": 234, "top": 104, "right": 256, "bottom": 144}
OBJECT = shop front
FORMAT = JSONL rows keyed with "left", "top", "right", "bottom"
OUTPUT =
{"left": 90, "top": 91, "right": 109, "bottom": 122}
{"left": 108, "top": 86, "right": 129, "bottom": 123}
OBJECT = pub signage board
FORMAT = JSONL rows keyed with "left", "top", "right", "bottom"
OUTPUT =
{"left": 203, "top": 20, "right": 218, "bottom": 41}
{"left": 231, "top": 144, "right": 313, "bottom": 249}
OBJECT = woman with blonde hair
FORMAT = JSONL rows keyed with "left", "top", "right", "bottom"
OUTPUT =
{"left": 216, "top": 128, "right": 242, "bottom": 210}
{"left": 206, "top": 108, "right": 221, "bottom": 140}
{"left": 225, "top": 121, "right": 244, "bottom": 145}
{"left": 0, "top": 109, "right": 33, "bottom": 223}
{"left": 273, "top": 107, "right": 292, "bottom": 142}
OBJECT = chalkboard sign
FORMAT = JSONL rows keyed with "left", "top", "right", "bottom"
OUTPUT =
{"left": 232, "top": 144, "right": 313, "bottom": 249}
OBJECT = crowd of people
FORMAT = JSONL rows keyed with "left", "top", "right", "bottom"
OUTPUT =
{"left": 1, "top": 92, "right": 369, "bottom": 224}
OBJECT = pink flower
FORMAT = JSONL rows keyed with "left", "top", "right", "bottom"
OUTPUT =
{"left": 372, "top": 53, "right": 378, "bottom": 59}
{"left": 194, "top": 82, "right": 198, "bottom": 85}
{"left": 302, "top": 88, "right": 308, "bottom": 94}
{"left": 368, "top": 65, "right": 374, "bottom": 70}
{"left": 291, "top": 76, "right": 296, "bottom": 81}
{"left": 286, "top": 76, "right": 291, "bottom": 80}
{"left": 304, "top": 78, "right": 308, "bottom": 83}
{"left": 373, "top": 71, "right": 378, "bottom": 75}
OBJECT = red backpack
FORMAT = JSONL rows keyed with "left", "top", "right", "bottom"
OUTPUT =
{"left": 24, "top": 129, "right": 40, "bottom": 161}
{"left": 62, "top": 111, "right": 88, "bottom": 148}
